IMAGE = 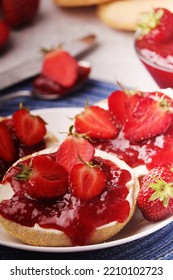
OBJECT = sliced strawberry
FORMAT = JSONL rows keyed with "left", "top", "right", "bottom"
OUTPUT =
{"left": 108, "top": 89, "right": 142, "bottom": 126}
{"left": 0, "top": 123, "right": 16, "bottom": 162}
{"left": 15, "top": 154, "right": 68, "bottom": 200}
{"left": 75, "top": 105, "right": 118, "bottom": 140}
{"left": 42, "top": 49, "right": 78, "bottom": 88}
{"left": 123, "top": 95, "right": 171, "bottom": 142}
{"left": 69, "top": 162, "right": 106, "bottom": 200}
{"left": 137, "top": 166, "right": 173, "bottom": 221}
{"left": 12, "top": 107, "right": 46, "bottom": 146}
{"left": 56, "top": 134, "right": 95, "bottom": 173}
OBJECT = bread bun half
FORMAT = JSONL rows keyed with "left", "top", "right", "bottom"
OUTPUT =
{"left": 0, "top": 148, "right": 139, "bottom": 247}
{"left": 97, "top": 0, "right": 173, "bottom": 31}
{"left": 53, "top": 0, "right": 112, "bottom": 7}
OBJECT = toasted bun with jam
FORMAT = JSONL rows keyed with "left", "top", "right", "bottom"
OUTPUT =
{"left": 0, "top": 147, "right": 139, "bottom": 247}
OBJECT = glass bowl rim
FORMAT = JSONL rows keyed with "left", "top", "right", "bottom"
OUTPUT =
{"left": 134, "top": 31, "right": 173, "bottom": 73}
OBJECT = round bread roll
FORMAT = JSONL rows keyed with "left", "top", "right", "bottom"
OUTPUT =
{"left": 53, "top": 0, "right": 112, "bottom": 7}
{"left": 97, "top": 0, "right": 173, "bottom": 31}
{"left": 0, "top": 148, "right": 139, "bottom": 247}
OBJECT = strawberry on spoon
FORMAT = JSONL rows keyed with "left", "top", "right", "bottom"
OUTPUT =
{"left": 42, "top": 49, "right": 79, "bottom": 88}
{"left": 33, "top": 61, "right": 91, "bottom": 100}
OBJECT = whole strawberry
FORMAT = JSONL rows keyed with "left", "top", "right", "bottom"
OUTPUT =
{"left": 138, "top": 8, "right": 173, "bottom": 43}
{"left": 0, "top": 20, "right": 10, "bottom": 49}
{"left": 137, "top": 166, "right": 173, "bottom": 221}
{"left": 1, "top": 0, "right": 40, "bottom": 29}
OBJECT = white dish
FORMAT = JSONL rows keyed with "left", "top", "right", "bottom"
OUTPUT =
{"left": 0, "top": 107, "right": 173, "bottom": 253}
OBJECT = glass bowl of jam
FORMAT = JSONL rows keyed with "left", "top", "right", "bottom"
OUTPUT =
{"left": 135, "top": 8, "right": 173, "bottom": 88}
{"left": 134, "top": 28, "right": 173, "bottom": 88}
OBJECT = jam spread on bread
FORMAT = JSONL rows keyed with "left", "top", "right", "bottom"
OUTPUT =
{"left": 0, "top": 153, "right": 131, "bottom": 246}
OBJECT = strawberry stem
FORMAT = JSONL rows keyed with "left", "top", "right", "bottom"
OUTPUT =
{"left": 40, "top": 44, "right": 63, "bottom": 55}
{"left": 149, "top": 176, "right": 173, "bottom": 207}
{"left": 116, "top": 81, "right": 142, "bottom": 97}
{"left": 137, "top": 8, "right": 163, "bottom": 36}
{"left": 67, "top": 125, "right": 92, "bottom": 141}
{"left": 15, "top": 161, "right": 33, "bottom": 181}
{"left": 78, "top": 154, "right": 102, "bottom": 169}
{"left": 159, "top": 95, "right": 172, "bottom": 112}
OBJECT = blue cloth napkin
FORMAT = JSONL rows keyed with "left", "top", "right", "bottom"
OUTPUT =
{"left": 0, "top": 78, "right": 173, "bottom": 260}
{"left": 0, "top": 78, "right": 117, "bottom": 116}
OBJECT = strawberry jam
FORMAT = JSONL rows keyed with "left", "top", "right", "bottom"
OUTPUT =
{"left": 33, "top": 63, "right": 91, "bottom": 98}
{"left": 0, "top": 154, "right": 131, "bottom": 246}
{"left": 93, "top": 121, "right": 173, "bottom": 170}
{"left": 135, "top": 36, "right": 173, "bottom": 88}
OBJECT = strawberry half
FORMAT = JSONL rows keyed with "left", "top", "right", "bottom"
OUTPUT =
{"left": 137, "top": 166, "right": 173, "bottom": 221}
{"left": 56, "top": 132, "right": 95, "bottom": 173}
{"left": 15, "top": 154, "right": 68, "bottom": 200}
{"left": 42, "top": 49, "right": 78, "bottom": 88}
{"left": 108, "top": 89, "right": 142, "bottom": 126}
{"left": 123, "top": 95, "right": 171, "bottom": 142}
{"left": 69, "top": 161, "right": 106, "bottom": 200}
{"left": 138, "top": 8, "right": 173, "bottom": 43}
{"left": 0, "top": 123, "right": 16, "bottom": 162}
{"left": 12, "top": 107, "right": 46, "bottom": 146}
{"left": 75, "top": 105, "right": 118, "bottom": 140}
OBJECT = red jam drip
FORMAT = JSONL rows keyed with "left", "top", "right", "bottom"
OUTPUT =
{"left": 93, "top": 121, "right": 173, "bottom": 170}
{"left": 0, "top": 154, "right": 131, "bottom": 246}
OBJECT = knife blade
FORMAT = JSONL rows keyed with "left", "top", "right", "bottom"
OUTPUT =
{"left": 0, "top": 34, "right": 97, "bottom": 91}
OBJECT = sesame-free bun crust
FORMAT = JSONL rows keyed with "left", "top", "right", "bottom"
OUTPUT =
{"left": 53, "top": 0, "right": 112, "bottom": 7}
{"left": 44, "top": 131, "right": 59, "bottom": 148}
{"left": 97, "top": 0, "right": 173, "bottom": 31}
{"left": 0, "top": 149, "right": 139, "bottom": 247}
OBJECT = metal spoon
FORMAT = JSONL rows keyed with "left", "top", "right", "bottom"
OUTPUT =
{"left": 0, "top": 60, "right": 91, "bottom": 104}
